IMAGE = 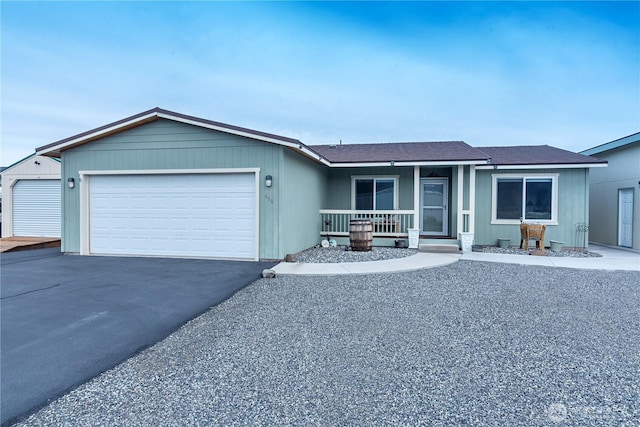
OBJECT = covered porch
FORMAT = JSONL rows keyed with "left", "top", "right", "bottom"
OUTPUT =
{"left": 319, "top": 165, "right": 477, "bottom": 248}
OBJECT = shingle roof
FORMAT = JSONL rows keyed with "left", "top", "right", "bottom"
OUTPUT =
{"left": 310, "top": 141, "right": 489, "bottom": 164}
{"left": 33, "top": 107, "right": 607, "bottom": 168}
{"left": 476, "top": 145, "right": 606, "bottom": 166}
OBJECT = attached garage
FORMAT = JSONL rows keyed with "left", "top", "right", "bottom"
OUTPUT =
{"left": 85, "top": 172, "right": 258, "bottom": 259}
{"left": 35, "top": 108, "right": 327, "bottom": 260}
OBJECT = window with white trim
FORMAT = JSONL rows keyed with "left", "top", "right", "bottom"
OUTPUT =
{"left": 352, "top": 177, "right": 398, "bottom": 210}
{"left": 492, "top": 174, "right": 558, "bottom": 223}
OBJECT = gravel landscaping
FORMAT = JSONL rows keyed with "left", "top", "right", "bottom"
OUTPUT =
{"left": 475, "top": 245, "right": 603, "bottom": 258}
{"left": 293, "top": 245, "right": 602, "bottom": 264}
{"left": 16, "top": 261, "right": 639, "bottom": 426}
{"left": 295, "top": 246, "right": 418, "bottom": 263}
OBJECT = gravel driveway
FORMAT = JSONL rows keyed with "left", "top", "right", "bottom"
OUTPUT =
{"left": 16, "top": 261, "right": 640, "bottom": 426}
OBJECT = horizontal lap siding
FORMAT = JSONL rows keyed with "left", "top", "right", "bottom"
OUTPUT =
{"left": 474, "top": 169, "right": 589, "bottom": 247}
{"left": 62, "top": 119, "right": 282, "bottom": 258}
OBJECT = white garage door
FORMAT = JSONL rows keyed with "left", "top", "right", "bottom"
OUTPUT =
{"left": 13, "top": 179, "right": 62, "bottom": 237}
{"left": 89, "top": 173, "right": 256, "bottom": 259}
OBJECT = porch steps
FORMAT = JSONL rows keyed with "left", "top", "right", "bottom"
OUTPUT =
{"left": 418, "top": 243, "right": 460, "bottom": 254}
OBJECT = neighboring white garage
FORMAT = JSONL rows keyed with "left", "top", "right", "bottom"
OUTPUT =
{"left": 12, "top": 180, "right": 62, "bottom": 237}
{"left": 86, "top": 172, "right": 257, "bottom": 259}
{"left": 1, "top": 154, "right": 61, "bottom": 238}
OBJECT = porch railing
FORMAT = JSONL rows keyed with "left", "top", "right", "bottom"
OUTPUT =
{"left": 320, "top": 209, "right": 415, "bottom": 237}
{"left": 461, "top": 210, "right": 472, "bottom": 233}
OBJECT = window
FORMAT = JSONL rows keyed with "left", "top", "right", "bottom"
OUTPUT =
{"left": 352, "top": 177, "right": 397, "bottom": 210}
{"left": 492, "top": 174, "right": 557, "bottom": 223}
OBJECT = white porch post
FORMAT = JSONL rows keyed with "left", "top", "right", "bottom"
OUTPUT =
{"left": 457, "top": 165, "right": 464, "bottom": 237}
{"left": 413, "top": 165, "right": 420, "bottom": 229}
{"left": 408, "top": 165, "right": 421, "bottom": 249}
{"left": 469, "top": 165, "right": 476, "bottom": 234}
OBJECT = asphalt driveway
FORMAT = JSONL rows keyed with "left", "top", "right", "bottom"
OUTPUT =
{"left": 1, "top": 248, "right": 274, "bottom": 426}
{"left": 12, "top": 260, "right": 640, "bottom": 426}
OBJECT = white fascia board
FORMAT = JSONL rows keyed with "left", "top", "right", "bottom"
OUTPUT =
{"left": 580, "top": 132, "right": 640, "bottom": 155}
{"left": 329, "top": 160, "right": 483, "bottom": 168}
{"left": 155, "top": 112, "right": 332, "bottom": 166}
{"left": 296, "top": 146, "right": 332, "bottom": 166}
{"left": 37, "top": 112, "right": 159, "bottom": 156}
{"left": 38, "top": 110, "right": 330, "bottom": 166}
{"left": 476, "top": 163, "right": 607, "bottom": 170}
{"left": 79, "top": 168, "right": 261, "bottom": 176}
{"left": 157, "top": 112, "right": 299, "bottom": 148}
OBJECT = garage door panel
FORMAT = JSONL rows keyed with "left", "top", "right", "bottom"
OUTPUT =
{"left": 12, "top": 180, "right": 62, "bottom": 237}
{"left": 89, "top": 173, "right": 256, "bottom": 259}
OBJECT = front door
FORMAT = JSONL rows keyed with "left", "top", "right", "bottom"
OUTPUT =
{"left": 618, "top": 189, "right": 633, "bottom": 247}
{"left": 421, "top": 178, "right": 448, "bottom": 236}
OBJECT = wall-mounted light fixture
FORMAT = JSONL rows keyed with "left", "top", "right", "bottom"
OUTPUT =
{"left": 265, "top": 175, "right": 273, "bottom": 188}
{"left": 67, "top": 177, "right": 75, "bottom": 189}
{"left": 390, "top": 161, "right": 395, "bottom": 166}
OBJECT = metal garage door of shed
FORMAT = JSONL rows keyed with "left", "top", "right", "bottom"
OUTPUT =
{"left": 13, "top": 179, "right": 62, "bottom": 237}
{"left": 88, "top": 173, "right": 257, "bottom": 259}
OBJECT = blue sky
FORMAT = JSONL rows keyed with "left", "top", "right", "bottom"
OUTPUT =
{"left": 2, "top": 1, "right": 638, "bottom": 165}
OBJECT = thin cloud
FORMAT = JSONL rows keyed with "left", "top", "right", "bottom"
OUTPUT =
{"left": 1, "top": 2, "right": 638, "bottom": 165}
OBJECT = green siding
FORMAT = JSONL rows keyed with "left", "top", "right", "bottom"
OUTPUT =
{"left": 60, "top": 119, "right": 592, "bottom": 256}
{"left": 324, "top": 166, "right": 461, "bottom": 236}
{"left": 473, "top": 168, "right": 590, "bottom": 247}
{"left": 279, "top": 150, "right": 327, "bottom": 256}
{"left": 62, "top": 119, "right": 287, "bottom": 259}
{"left": 325, "top": 166, "right": 415, "bottom": 210}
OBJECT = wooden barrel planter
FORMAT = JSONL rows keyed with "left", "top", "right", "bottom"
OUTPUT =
{"left": 349, "top": 219, "right": 373, "bottom": 252}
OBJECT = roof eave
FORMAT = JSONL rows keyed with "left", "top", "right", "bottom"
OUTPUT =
{"left": 476, "top": 162, "right": 608, "bottom": 170}
{"left": 326, "top": 159, "right": 489, "bottom": 168}
{"left": 36, "top": 111, "right": 160, "bottom": 157}
{"left": 580, "top": 132, "right": 640, "bottom": 156}
{"left": 35, "top": 108, "right": 310, "bottom": 159}
{"left": 1, "top": 152, "right": 62, "bottom": 172}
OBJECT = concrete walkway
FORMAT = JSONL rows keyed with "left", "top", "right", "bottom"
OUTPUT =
{"left": 461, "top": 244, "right": 639, "bottom": 271}
{"left": 272, "top": 244, "right": 639, "bottom": 275}
{"left": 272, "top": 252, "right": 461, "bottom": 275}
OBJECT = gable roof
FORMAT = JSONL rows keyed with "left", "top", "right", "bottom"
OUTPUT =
{"left": 580, "top": 131, "right": 640, "bottom": 156}
{"left": 311, "top": 141, "right": 489, "bottom": 166}
{"left": 36, "top": 107, "right": 312, "bottom": 158}
{"left": 1, "top": 153, "right": 61, "bottom": 173}
{"left": 33, "top": 107, "right": 606, "bottom": 169}
{"left": 476, "top": 145, "right": 607, "bottom": 169}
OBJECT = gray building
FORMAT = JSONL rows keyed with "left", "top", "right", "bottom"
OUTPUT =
{"left": 582, "top": 132, "right": 640, "bottom": 251}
